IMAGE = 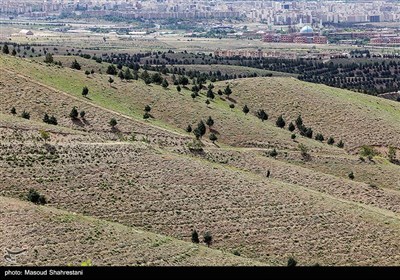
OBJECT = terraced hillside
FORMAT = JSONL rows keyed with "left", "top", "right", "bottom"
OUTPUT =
{"left": 1, "top": 53, "right": 400, "bottom": 266}
{"left": 0, "top": 196, "right": 263, "bottom": 266}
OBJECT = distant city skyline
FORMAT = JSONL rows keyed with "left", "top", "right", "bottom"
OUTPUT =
{"left": 1, "top": 0, "right": 399, "bottom": 24}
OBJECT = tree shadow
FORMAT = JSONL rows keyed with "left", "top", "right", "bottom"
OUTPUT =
{"left": 209, "top": 128, "right": 220, "bottom": 135}
{"left": 111, "top": 126, "right": 121, "bottom": 133}
{"left": 72, "top": 118, "right": 84, "bottom": 127}
{"left": 226, "top": 97, "right": 237, "bottom": 103}
{"left": 82, "top": 118, "right": 90, "bottom": 125}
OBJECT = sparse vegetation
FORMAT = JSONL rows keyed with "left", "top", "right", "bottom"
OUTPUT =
{"left": 191, "top": 230, "right": 200, "bottom": 244}
{"left": 82, "top": 86, "right": 89, "bottom": 97}
{"left": 256, "top": 109, "right": 268, "bottom": 122}
{"left": 242, "top": 105, "right": 249, "bottom": 115}
{"left": 203, "top": 232, "right": 213, "bottom": 247}
{"left": 276, "top": 115, "right": 286, "bottom": 128}
{"left": 360, "top": 145, "right": 379, "bottom": 160}
{"left": 69, "top": 107, "right": 79, "bottom": 119}
{"left": 27, "top": 189, "right": 47, "bottom": 205}
{"left": 109, "top": 118, "right": 118, "bottom": 128}
{"left": 21, "top": 110, "right": 30, "bottom": 120}
{"left": 287, "top": 257, "right": 297, "bottom": 267}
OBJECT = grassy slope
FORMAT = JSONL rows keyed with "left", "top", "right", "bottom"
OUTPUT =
{"left": 2, "top": 139, "right": 400, "bottom": 265}
{"left": 224, "top": 77, "right": 400, "bottom": 150}
{"left": 2, "top": 54, "right": 400, "bottom": 265}
{"left": 175, "top": 64, "right": 297, "bottom": 77}
{"left": 0, "top": 55, "right": 340, "bottom": 153}
{"left": 0, "top": 196, "right": 264, "bottom": 266}
{"left": 3, "top": 54, "right": 398, "bottom": 189}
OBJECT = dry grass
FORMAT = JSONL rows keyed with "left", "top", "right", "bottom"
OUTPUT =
{"left": 0, "top": 196, "right": 264, "bottom": 266}
{"left": 1, "top": 137, "right": 400, "bottom": 265}
{"left": 1, "top": 53, "right": 400, "bottom": 266}
{"left": 0, "top": 55, "right": 341, "bottom": 154}
{"left": 222, "top": 77, "right": 400, "bottom": 150}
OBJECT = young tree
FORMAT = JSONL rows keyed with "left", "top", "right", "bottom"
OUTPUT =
{"left": 256, "top": 109, "right": 268, "bottom": 121}
{"left": 151, "top": 72, "right": 163, "bottom": 84}
{"left": 196, "top": 120, "right": 206, "bottom": 138}
{"left": 315, "top": 133, "right": 324, "bottom": 142}
{"left": 217, "top": 89, "right": 223, "bottom": 96}
{"left": 44, "top": 53, "right": 53, "bottom": 64}
{"left": 295, "top": 115, "right": 303, "bottom": 128}
{"left": 108, "top": 77, "right": 114, "bottom": 87}
{"left": 206, "top": 116, "right": 214, "bottom": 128}
{"left": 186, "top": 124, "right": 192, "bottom": 133}
{"left": 21, "top": 110, "right": 30, "bottom": 120}
{"left": 85, "top": 70, "right": 90, "bottom": 76}
{"left": 327, "top": 137, "right": 335, "bottom": 145}
{"left": 145, "top": 105, "right": 151, "bottom": 113}
{"left": 141, "top": 70, "right": 150, "bottom": 83}
{"left": 242, "top": 105, "right": 249, "bottom": 115}
{"left": 348, "top": 171, "right": 355, "bottom": 180}
{"left": 106, "top": 64, "right": 117, "bottom": 75}
{"left": 269, "top": 148, "right": 278, "bottom": 158}
{"left": 177, "top": 85, "right": 182, "bottom": 92}
{"left": 276, "top": 115, "right": 286, "bottom": 128}
{"left": 305, "top": 127, "right": 313, "bottom": 139}
{"left": 69, "top": 107, "right": 79, "bottom": 119}
{"left": 2, "top": 43, "right": 9, "bottom": 54}
{"left": 203, "top": 232, "right": 213, "bottom": 247}
{"left": 124, "top": 68, "right": 133, "bottom": 80}
{"left": 191, "top": 92, "right": 197, "bottom": 100}
{"left": 388, "top": 146, "right": 397, "bottom": 163}
{"left": 82, "top": 86, "right": 89, "bottom": 97}
{"left": 109, "top": 118, "right": 117, "bottom": 128}
{"left": 209, "top": 133, "right": 218, "bottom": 143}
{"left": 193, "top": 128, "right": 202, "bottom": 140}
{"left": 337, "top": 140, "right": 345, "bottom": 148}
{"left": 288, "top": 122, "right": 295, "bottom": 132}
{"left": 178, "top": 76, "right": 189, "bottom": 86}
{"left": 49, "top": 115, "right": 58, "bottom": 125}
{"left": 291, "top": 133, "right": 296, "bottom": 139}
{"left": 162, "top": 78, "right": 169, "bottom": 88}
{"left": 11, "top": 48, "right": 16, "bottom": 56}
{"left": 287, "top": 257, "right": 297, "bottom": 267}
{"left": 80, "top": 111, "right": 86, "bottom": 118}
{"left": 224, "top": 85, "right": 232, "bottom": 96}
{"left": 10, "top": 107, "right": 16, "bottom": 115}
{"left": 118, "top": 70, "right": 125, "bottom": 80}
{"left": 71, "top": 59, "right": 81, "bottom": 70}
{"left": 43, "top": 113, "right": 50, "bottom": 124}
{"left": 27, "top": 189, "right": 47, "bottom": 205}
{"left": 143, "top": 112, "right": 150, "bottom": 119}
{"left": 191, "top": 230, "right": 200, "bottom": 243}
{"left": 206, "top": 88, "right": 215, "bottom": 100}
{"left": 229, "top": 104, "right": 235, "bottom": 110}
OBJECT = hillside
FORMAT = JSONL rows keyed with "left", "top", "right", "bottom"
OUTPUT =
{"left": 224, "top": 77, "right": 400, "bottom": 151}
{"left": 1, "top": 53, "right": 400, "bottom": 266}
{"left": 0, "top": 196, "right": 263, "bottom": 266}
